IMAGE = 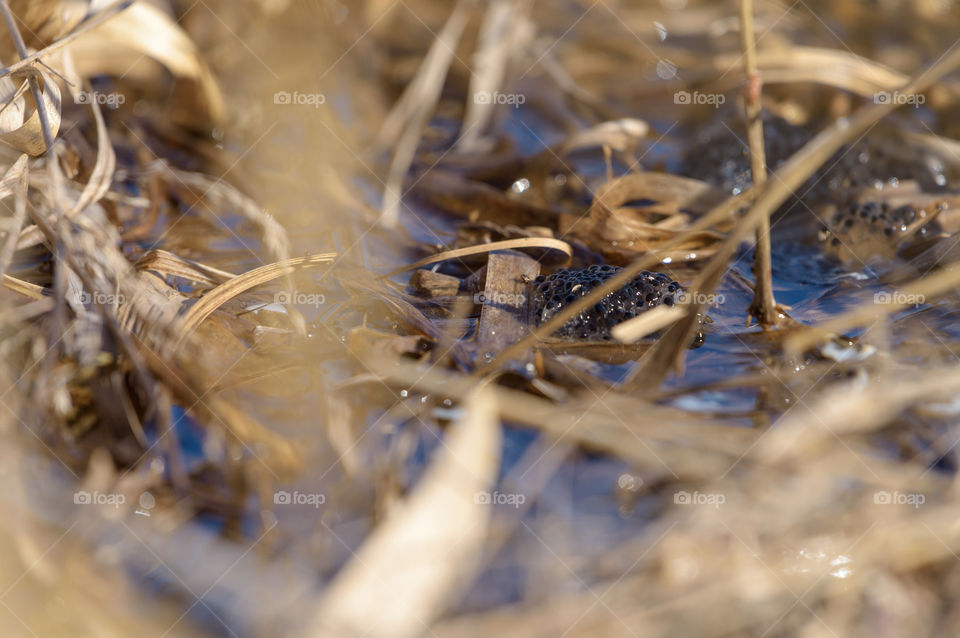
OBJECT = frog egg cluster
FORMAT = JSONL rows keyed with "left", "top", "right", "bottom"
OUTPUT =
{"left": 531, "top": 265, "right": 682, "bottom": 340}
{"left": 684, "top": 114, "right": 950, "bottom": 200}
{"left": 821, "top": 200, "right": 940, "bottom": 247}
{"left": 683, "top": 114, "right": 810, "bottom": 195}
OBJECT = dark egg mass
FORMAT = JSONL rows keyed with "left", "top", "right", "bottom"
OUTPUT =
{"left": 820, "top": 200, "right": 942, "bottom": 264}
{"left": 531, "top": 265, "right": 682, "bottom": 341}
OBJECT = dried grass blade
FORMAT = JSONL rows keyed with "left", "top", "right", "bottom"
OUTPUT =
{"left": 611, "top": 304, "right": 686, "bottom": 343}
{"left": 382, "top": 237, "right": 573, "bottom": 278}
{"left": 309, "top": 386, "right": 501, "bottom": 638}
{"left": 175, "top": 253, "right": 337, "bottom": 349}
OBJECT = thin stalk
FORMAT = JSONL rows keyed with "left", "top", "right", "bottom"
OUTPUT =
{"left": 740, "top": 0, "right": 779, "bottom": 326}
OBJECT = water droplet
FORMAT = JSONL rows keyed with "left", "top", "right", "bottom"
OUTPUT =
{"left": 512, "top": 178, "right": 531, "bottom": 194}
{"left": 654, "top": 21, "right": 667, "bottom": 41}
{"left": 656, "top": 59, "right": 678, "bottom": 80}
{"left": 139, "top": 492, "right": 155, "bottom": 510}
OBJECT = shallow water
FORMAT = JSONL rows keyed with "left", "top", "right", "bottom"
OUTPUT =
{"left": 128, "top": 0, "right": 960, "bottom": 631}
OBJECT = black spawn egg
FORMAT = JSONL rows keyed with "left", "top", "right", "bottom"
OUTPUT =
{"left": 531, "top": 265, "right": 683, "bottom": 341}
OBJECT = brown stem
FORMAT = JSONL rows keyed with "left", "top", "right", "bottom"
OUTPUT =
{"left": 740, "top": 0, "right": 780, "bottom": 327}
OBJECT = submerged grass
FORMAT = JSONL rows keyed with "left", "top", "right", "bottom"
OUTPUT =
{"left": 4, "top": 1, "right": 960, "bottom": 637}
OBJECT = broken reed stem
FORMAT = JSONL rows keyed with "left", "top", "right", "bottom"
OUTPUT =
{"left": 740, "top": 0, "right": 778, "bottom": 327}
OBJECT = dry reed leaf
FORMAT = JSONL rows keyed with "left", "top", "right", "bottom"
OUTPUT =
{"left": 16, "top": 91, "right": 117, "bottom": 247}
{"left": 65, "top": 1, "right": 226, "bottom": 126}
{"left": 135, "top": 248, "right": 236, "bottom": 287}
{"left": 756, "top": 367, "right": 960, "bottom": 464}
{"left": 714, "top": 46, "right": 912, "bottom": 97}
{"left": 0, "top": 153, "right": 28, "bottom": 279}
{"left": 373, "top": 358, "right": 757, "bottom": 480}
{"left": 165, "top": 167, "right": 291, "bottom": 263}
{"left": 457, "top": 0, "right": 534, "bottom": 152}
{"left": 383, "top": 237, "right": 572, "bottom": 278}
{"left": 308, "top": 386, "right": 501, "bottom": 638}
{"left": 564, "top": 172, "right": 728, "bottom": 259}
{"left": 378, "top": 0, "right": 472, "bottom": 227}
{"left": 2, "top": 273, "right": 45, "bottom": 300}
{"left": 0, "top": 1, "right": 133, "bottom": 83}
{"left": 0, "top": 71, "right": 61, "bottom": 156}
{"left": 611, "top": 304, "right": 686, "bottom": 343}
{"left": 559, "top": 117, "right": 649, "bottom": 155}
{"left": 175, "top": 253, "right": 337, "bottom": 350}
{"left": 0, "top": 0, "right": 62, "bottom": 58}
{"left": 66, "top": 94, "right": 114, "bottom": 215}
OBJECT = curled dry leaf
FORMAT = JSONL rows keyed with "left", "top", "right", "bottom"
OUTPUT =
{"left": 0, "top": 0, "right": 85, "bottom": 60}
{"left": 563, "top": 172, "right": 729, "bottom": 261}
{"left": 0, "top": 70, "right": 61, "bottom": 156}
{"left": 65, "top": 1, "right": 226, "bottom": 128}
{"left": 308, "top": 386, "right": 502, "bottom": 638}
